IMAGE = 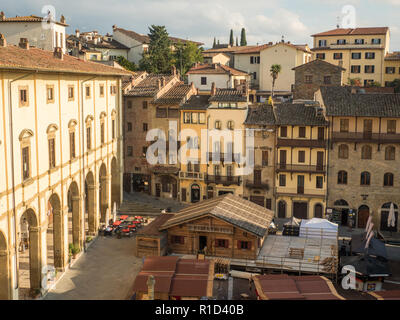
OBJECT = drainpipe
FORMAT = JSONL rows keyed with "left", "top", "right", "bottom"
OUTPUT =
{"left": 80, "top": 76, "right": 96, "bottom": 248}
{"left": 8, "top": 71, "right": 36, "bottom": 295}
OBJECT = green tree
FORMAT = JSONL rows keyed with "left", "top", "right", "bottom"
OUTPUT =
{"left": 387, "top": 79, "right": 400, "bottom": 93}
{"left": 139, "top": 25, "right": 174, "bottom": 73}
{"left": 174, "top": 41, "right": 204, "bottom": 76}
{"left": 236, "top": 36, "right": 239, "bottom": 46}
{"left": 348, "top": 77, "right": 361, "bottom": 86}
{"left": 212, "top": 37, "right": 216, "bottom": 48}
{"left": 270, "top": 64, "right": 282, "bottom": 97}
{"left": 240, "top": 28, "right": 247, "bottom": 46}
{"left": 116, "top": 56, "right": 137, "bottom": 72}
{"left": 229, "top": 29, "right": 234, "bottom": 46}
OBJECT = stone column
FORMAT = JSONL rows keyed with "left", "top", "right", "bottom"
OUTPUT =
{"left": 71, "top": 195, "right": 82, "bottom": 249}
{"left": 28, "top": 226, "right": 42, "bottom": 291}
{"left": 0, "top": 249, "right": 10, "bottom": 300}
{"left": 87, "top": 184, "right": 97, "bottom": 234}
{"left": 100, "top": 176, "right": 109, "bottom": 223}
{"left": 53, "top": 208, "right": 65, "bottom": 270}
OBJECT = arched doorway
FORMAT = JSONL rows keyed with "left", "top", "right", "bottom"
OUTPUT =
{"left": 85, "top": 171, "right": 96, "bottom": 234}
{"left": 314, "top": 203, "right": 323, "bottom": 218}
{"left": 0, "top": 230, "right": 9, "bottom": 299}
{"left": 191, "top": 184, "right": 201, "bottom": 203}
{"left": 68, "top": 181, "right": 82, "bottom": 249}
{"left": 18, "top": 208, "right": 41, "bottom": 299}
{"left": 99, "top": 163, "right": 108, "bottom": 223}
{"left": 357, "top": 205, "right": 370, "bottom": 229}
{"left": 160, "top": 175, "right": 178, "bottom": 199}
{"left": 278, "top": 201, "right": 286, "bottom": 218}
{"left": 111, "top": 157, "right": 120, "bottom": 211}
{"left": 334, "top": 199, "right": 350, "bottom": 226}
{"left": 380, "top": 203, "right": 398, "bottom": 231}
{"left": 47, "top": 193, "right": 64, "bottom": 270}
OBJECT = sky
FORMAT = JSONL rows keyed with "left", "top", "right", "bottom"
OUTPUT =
{"left": 2, "top": 0, "right": 400, "bottom": 50}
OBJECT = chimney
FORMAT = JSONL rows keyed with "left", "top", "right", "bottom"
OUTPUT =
{"left": 211, "top": 82, "right": 216, "bottom": 96}
{"left": 171, "top": 65, "right": 177, "bottom": 76}
{"left": 0, "top": 34, "right": 6, "bottom": 47}
{"left": 161, "top": 76, "right": 165, "bottom": 87}
{"left": 212, "top": 63, "right": 217, "bottom": 69}
{"left": 53, "top": 47, "right": 63, "bottom": 60}
{"left": 19, "top": 38, "right": 29, "bottom": 50}
{"left": 0, "top": 11, "right": 5, "bottom": 21}
{"left": 75, "top": 29, "right": 80, "bottom": 38}
{"left": 146, "top": 275, "right": 155, "bottom": 300}
{"left": 157, "top": 78, "right": 161, "bottom": 90}
{"left": 60, "top": 14, "right": 66, "bottom": 24}
{"left": 112, "top": 25, "right": 117, "bottom": 31}
{"left": 268, "top": 42, "right": 273, "bottom": 45}
{"left": 93, "top": 37, "right": 98, "bottom": 45}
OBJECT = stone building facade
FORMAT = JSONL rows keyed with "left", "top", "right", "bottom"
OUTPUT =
{"left": 0, "top": 37, "right": 127, "bottom": 300}
{"left": 292, "top": 59, "right": 345, "bottom": 100}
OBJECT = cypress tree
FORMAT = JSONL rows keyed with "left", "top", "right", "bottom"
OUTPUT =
{"left": 236, "top": 36, "right": 239, "bottom": 46}
{"left": 240, "top": 28, "right": 247, "bottom": 46}
{"left": 229, "top": 29, "right": 234, "bottom": 46}
{"left": 213, "top": 37, "right": 216, "bottom": 48}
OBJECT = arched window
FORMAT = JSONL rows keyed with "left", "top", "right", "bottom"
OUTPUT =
{"left": 385, "top": 146, "right": 396, "bottom": 160}
{"left": 361, "top": 145, "right": 372, "bottom": 159}
{"left": 361, "top": 171, "right": 371, "bottom": 185}
{"left": 338, "top": 170, "right": 347, "bottom": 184}
{"left": 314, "top": 203, "right": 323, "bottom": 218}
{"left": 338, "top": 144, "right": 349, "bottom": 159}
{"left": 278, "top": 200, "right": 286, "bottom": 218}
{"left": 384, "top": 173, "right": 394, "bottom": 186}
{"left": 187, "top": 161, "right": 192, "bottom": 173}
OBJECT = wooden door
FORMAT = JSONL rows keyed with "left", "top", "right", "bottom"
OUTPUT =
{"left": 363, "top": 119, "right": 372, "bottom": 140}
{"left": 297, "top": 175, "right": 304, "bottom": 194}
{"left": 172, "top": 184, "right": 177, "bottom": 199}
{"left": 181, "top": 188, "right": 187, "bottom": 202}
{"left": 293, "top": 202, "right": 308, "bottom": 219}
{"left": 278, "top": 201, "right": 286, "bottom": 218}
{"left": 279, "top": 150, "right": 287, "bottom": 169}
{"left": 357, "top": 206, "right": 369, "bottom": 228}
{"left": 317, "top": 127, "right": 325, "bottom": 140}
{"left": 317, "top": 151, "right": 324, "bottom": 170}
{"left": 155, "top": 183, "right": 161, "bottom": 197}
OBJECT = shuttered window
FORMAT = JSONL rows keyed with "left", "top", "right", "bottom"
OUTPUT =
{"left": 22, "top": 146, "right": 30, "bottom": 180}
{"left": 48, "top": 138, "right": 56, "bottom": 169}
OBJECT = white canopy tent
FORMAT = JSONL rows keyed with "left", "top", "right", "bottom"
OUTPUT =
{"left": 299, "top": 218, "right": 338, "bottom": 239}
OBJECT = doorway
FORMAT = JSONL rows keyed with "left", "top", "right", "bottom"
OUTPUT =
{"left": 357, "top": 205, "right": 370, "bottom": 228}
{"left": 199, "top": 236, "right": 207, "bottom": 252}
{"left": 293, "top": 202, "right": 308, "bottom": 219}
{"left": 191, "top": 184, "right": 200, "bottom": 203}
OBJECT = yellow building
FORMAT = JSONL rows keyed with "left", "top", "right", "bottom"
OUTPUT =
{"left": 384, "top": 52, "right": 400, "bottom": 87}
{"left": 274, "top": 102, "right": 329, "bottom": 219}
{"left": 311, "top": 27, "right": 390, "bottom": 87}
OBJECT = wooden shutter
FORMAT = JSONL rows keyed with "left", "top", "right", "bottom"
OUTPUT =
{"left": 180, "top": 236, "right": 184, "bottom": 244}
{"left": 225, "top": 240, "right": 229, "bottom": 248}
{"left": 237, "top": 240, "right": 241, "bottom": 249}
{"left": 215, "top": 239, "right": 219, "bottom": 247}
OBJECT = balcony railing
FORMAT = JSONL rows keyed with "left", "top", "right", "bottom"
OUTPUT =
{"left": 275, "top": 187, "right": 326, "bottom": 197}
{"left": 277, "top": 138, "right": 327, "bottom": 148}
{"left": 276, "top": 163, "right": 326, "bottom": 173}
{"left": 245, "top": 180, "right": 270, "bottom": 190}
{"left": 207, "top": 152, "right": 241, "bottom": 163}
{"left": 332, "top": 132, "right": 400, "bottom": 143}
{"left": 205, "top": 174, "right": 241, "bottom": 186}
{"left": 179, "top": 172, "right": 204, "bottom": 180}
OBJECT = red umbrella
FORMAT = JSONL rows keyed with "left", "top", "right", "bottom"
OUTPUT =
{"left": 113, "top": 221, "right": 122, "bottom": 226}
{"left": 119, "top": 215, "right": 128, "bottom": 220}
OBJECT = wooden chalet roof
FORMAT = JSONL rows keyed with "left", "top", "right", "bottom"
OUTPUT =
{"left": 160, "top": 194, "right": 274, "bottom": 237}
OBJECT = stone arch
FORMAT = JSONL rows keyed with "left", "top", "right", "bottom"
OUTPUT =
{"left": 99, "top": 163, "right": 109, "bottom": 223}
{"left": 67, "top": 181, "right": 82, "bottom": 249}
{"left": 46, "top": 124, "right": 58, "bottom": 134}
{"left": 18, "top": 129, "right": 34, "bottom": 141}
{"left": 85, "top": 171, "right": 97, "bottom": 234}
{"left": 110, "top": 157, "right": 120, "bottom": 212}
{"left": 0, "top": 230, "right": 10, "bottom": 300}
{"left": 19, "top": 208, "right": 41, "bottom": 298}
{"left": 190, "top": 183, "right": 201, "bottom": 203}
{"left": 47, "top": 193, "right": 64, "bottom": 270}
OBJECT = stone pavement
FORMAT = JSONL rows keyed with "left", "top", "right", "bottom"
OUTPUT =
{"left": 123, "top": 191, "right": 186, "bottom": 212}
{"left": 44, "top": 235, "right": 143, "bottom": 300}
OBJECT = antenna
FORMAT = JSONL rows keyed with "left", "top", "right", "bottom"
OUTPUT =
{"left": 336, "top": 16, "right": 340, "bottom": 28}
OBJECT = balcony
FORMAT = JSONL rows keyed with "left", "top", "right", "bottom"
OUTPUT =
{"left": 245, "top": 180, "right": 270, "bottom": 190}
{"left": 207, "top": 152, "right": 241, "bottom": 163}
{"left": 277, "top": 138, "right": 327, "bottom": 148}
{"left": 179, "top": 171, "right": 204, "bottom": 180}
{"left": 205, "top": 174, "right": 241, "bottom": 186}
{"left": 276, "top": 163, "right": 326, "bottom": 174}
{"left": 275, "top": 186, "right": 326, "bottom": 197}
{"left": 332, "top": 132, "right": 400, "bottom": 144}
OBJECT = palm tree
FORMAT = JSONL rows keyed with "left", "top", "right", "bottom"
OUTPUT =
{"left": 270, "top": 64, "right": 282, "bottom": 98}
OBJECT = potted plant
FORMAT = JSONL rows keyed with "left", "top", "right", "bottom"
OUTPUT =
{"left": 86, "top": 236, "right": 93, "bottom": 243}
{"left": 69, "top": 243, "right": 80, "bottom": 259}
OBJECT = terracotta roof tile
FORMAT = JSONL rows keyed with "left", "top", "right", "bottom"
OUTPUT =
{"left": 209, "top": 88, "right": 247, "bottom": 102}
{"left": 385, "top": 52, "right": 400, "bottom": 61}
{"left": 136, "top": 214, "right": 174, "bottom": 236}
{"left": 125, "top": 74, "right": 175, "bottom": 97}
{"left": 275, "top": 103, "right": 328, "bottom": 126}
{"left": 0, "top": 14, "right": 68, "bottom": 26}
{"left": 312, "top": 27, "right": 389, "bottom": 37}
{"left": 203, "top": 46, "right": 258, "bottom": 54}
{"left": 245, "top": 105, "right": 276, "bottom": 125}
{"left": 234, "top": 44, "right": 270, "bottom": 54}
{"left": 187, "top": 63, "right": 248, "bottom": 76}
{"left": 0, "top": 44, "right": 130, "bottom": 76}
{"left": 153, "top": 82, "right": 194, "bottom": 105}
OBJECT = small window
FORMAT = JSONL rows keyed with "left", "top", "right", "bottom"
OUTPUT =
{"left": 19, "top": 86, "right": 29, "bottom": 107}
{"left": 385, "top": 146, "right": 396, "bottom": 160}
{"left": 365, "top": 52, "right": 375, "bottom": 59}
{"left": 110, "top": 85, "right": 117, "bottom": 95}
{"left": 384, "top": 173, "right": 394, "bottom": 187}
{"left": 361, "top": 145, "right": 372, "bottom": 160}
{"left": 216, "top": 239, "right": 229, "bottom": 248}
{"left": 351, "top": 65, "right": 361, "bottom": 73}
{"left": 68, "top": 86, "right": 74, "bottom": 101}
{"left": 184, "top": 112, "right": 191, "bottom": 124}
{"left": 298, "top": 127, "right": 306, "bottom": 138}
{"left": 47, "top": 85, "right": 54, "bottom": 103}
{"left": 280, "top": 126, "right": 287, "bottom": 138}
{"left": 48, "top": 138, "right": 56, "bottom": 169}
{"left": 298, "top": 150, "right": 305, "bottom": 163}
{"left": 262, "top": 150, "right": 268, "bottom": 167}
{"left": 238, "top": 241, "right": 251, "bottom": 250}
{"left": 338, "top": 171, "right": 347, "bottom": 184}
{"left": 354, "top": 39, "right": 364, "bottom": 45}
{"left": 351, "top": 52, "right": 361, "bottom": 59}
{"left": 387, "top": 120, "right": 396, "bottom": 134}
{"left": 316, "top": 53, "right": 325, "bottom": 59}
{"left": 338, "top": 144, "right": 349, "bottom": 159}
{"left": 215, "top": 120, "right": 221, "bottom": 130}
{"left": 360, "top": 172, "right": 371, "bottom": 186}
{"left": 316, "top": 176, "right": 323, "bottom": 189}
{"left": 99, "top": 84, "right": 104, "bottom": 97}
{"left": 127, "top": 122, "right": 132, "bottom": 132}
{"left": 318, "top": 40, "right": 327, "bottom": 47}
{"left": 112, "top": 119, "right": 116, "bottom": 140}
{"left": 386, "top": 67, "right": 395, "bottom": 74}
{"left": 201, "top": 77, "right": 207, "bottom": 85}
{"left": 85, "top": 85, "right": 91, "bottom": 98}
{"left": 364, "top": 65, "right": 375, "bottom": 73}
{"left": 127, "top": 146, "right": 133, "bottom": 157}
{"left": 279, "top": 174, "right": 286, "bottom": 187}
{"left": 86, "top": 127, "right": 92, "bottom": 150}
{"left": 333, "top": 53, "right": 343, "bottom": 60}
{"left": 100, "top": 123, "right": 105, "bottom": 145}
{"left": 371, "top": 38, "right": 381, "bottom": 44}
{"left": 22, "top": 146, "right": 30, "bottom": 180}
{"left": 305, "top": 75, "right": 313, "bottom": 84}
{"left": 142, "top": 101, "right": 148, "bottom": 109}
{"left": 227, "top": 120, "right": 234, "bottom": 130}
{"left": 324, "top": 76, "right": 332, "bottom": 84}
{"left": 340, "top": 119, "right": 349, "bottom": 132}
{"left": 171, "top": 235, "right": 184, "bottom": 244}
{"left": 69, "top": 132, "right": 76, "bottom": 159}
{"left": 337, "top": 39, "right": 346, "bottom": 45}
{"left": 191, "top": 112, "right": 198, "bottom": 124}
{"left": 143, "top": 123, "right": 148, "bottom": 132}
{"left": 199, "top": 113, "right": 206, "bottom": 124}
{"left": 127, "top": 100, "right": 132, "bottom": 109}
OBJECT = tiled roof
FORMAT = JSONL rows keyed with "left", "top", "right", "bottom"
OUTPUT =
{"left": 0, "top": 44, "right": 130, "bottom": 76}
{"left": 0, "top": 14, "right": 68, "bottom": 26}
{"left": 203, "top": 46, "right": 258, "bottom": 54}
{"left": 312, "top": 27, "right": 389, "bottom": 37}
{"left": 186, "top": 63, "right": 248, "bottom": 76}
{"left": 385, "top": 52, "right": 400, "bottom": 61}
{"left": 153, "top": 82, "right": 193, "bottom": 105}
{"left": 88, "top": 39, "right": 129, "bottom": 50}
{"left": 180, "top": 95, "right": 211, "bottom": 110}
{"left": 292, "top": 59, "right": 346, "bottom": 71}
{"left": 125, "top": 74, "right": 175, "bottom": 97}
{"left": 114, "top": 27, "right": 203, "bottom": 45}
{"left": 160, "top": 194, "right": 274, "bottom": 237}
{"left": 202, "top": 52, "right": 230, "bottom": 58}
{"left": 319, "top": 86, "right": 400, "bottom": 117}
{"left": 209, "top": 88, "right": 247, "bottom": 102}
{"left": 274, "top": 103, "right": 328, "bottom": 126}
{"left": 136, "top": 214, "right": 174, "bottom": 236}
{"left": 234, "top": 44, "right": 270, "bottom": 54}
{"left": 245, "top": 105, "right": 276, "bottom": 125}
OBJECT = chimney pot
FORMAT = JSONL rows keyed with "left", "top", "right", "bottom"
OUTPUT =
{"left": 53, "top": 47, "right": 63, "bottom": 60}
{"left": 211, "top": 82, "right": 216, "bottom": 96}
{"left": 75, "top": 29, "right": 80, "bottom": 38}
{"left": 0, "top": 34, "right": 6, "bottom": 47}
{"left": 157, "top": 78, "right": 161, "bottom": 90}
{"left": 19, "top": 38, "right": 29, "bottom": 50}
{"left": 0, "top": 11, "right": 5, "bottom": 21}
